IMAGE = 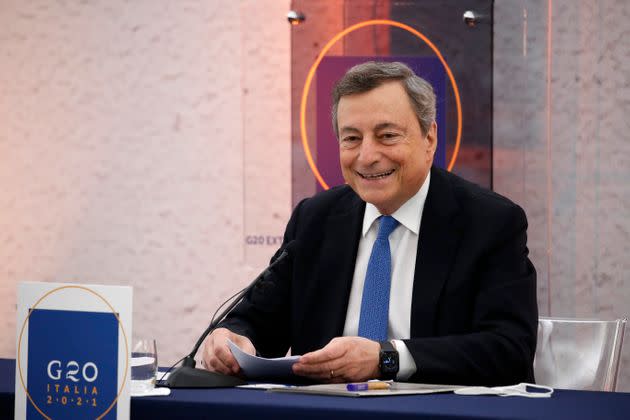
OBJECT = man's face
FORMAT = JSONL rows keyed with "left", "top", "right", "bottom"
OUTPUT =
{"left": 337, "top": 81, "right": 437, "bottom": 215}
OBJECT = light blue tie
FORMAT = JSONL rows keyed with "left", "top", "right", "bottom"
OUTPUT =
{"left": 358, "top": 215, "right": 399, "bottom": 341}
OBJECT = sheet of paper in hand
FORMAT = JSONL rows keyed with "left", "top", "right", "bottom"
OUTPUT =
{"left": 227, "top": 339, "right": 300, "bottom": 380}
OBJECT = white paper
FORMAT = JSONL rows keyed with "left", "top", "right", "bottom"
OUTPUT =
{"left": 131, "top": 387, "right": 171, "bottom": 398}
{"left": 237, "top": 383, "right": 295, "bottom": 390}
{"left": 227, "top": 339, "right": 301, "bottom": 380}
{"left": 156, "top": 370, "right": 170, "bottom": 381}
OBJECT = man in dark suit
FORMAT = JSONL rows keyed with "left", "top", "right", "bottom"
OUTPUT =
{"left": 202, "top": 61, "right": 538, "bottom": 386}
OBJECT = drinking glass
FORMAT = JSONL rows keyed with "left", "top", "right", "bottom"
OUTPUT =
{"left": 131, "top": 339, "right": 158, "bottom": 394}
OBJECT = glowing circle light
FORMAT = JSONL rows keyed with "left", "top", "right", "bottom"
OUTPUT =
{"left": 299, "top": 19, "right": 463, "bottom": 190}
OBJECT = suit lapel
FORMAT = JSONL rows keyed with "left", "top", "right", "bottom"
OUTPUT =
{"left": 410, "top": 167, "right": 462, "bottom": 337}
{"left": 309, "top": 190, "right": 364, "bottom": 348}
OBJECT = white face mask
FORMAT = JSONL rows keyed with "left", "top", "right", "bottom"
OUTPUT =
{"left": 454, "top": 383, "right": 554, "bottom": 398}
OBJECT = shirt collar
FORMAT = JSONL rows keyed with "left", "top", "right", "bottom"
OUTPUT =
{"left": 362, "top": 171, "right": 431, "bottom": 236}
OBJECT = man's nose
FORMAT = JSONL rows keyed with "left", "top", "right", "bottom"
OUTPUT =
{"left": 356, "top": 136, "right": 380, "bottom": 165}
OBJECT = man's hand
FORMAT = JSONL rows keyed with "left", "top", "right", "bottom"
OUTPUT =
{"left": 201, "top": 328, "right": 256, "bottom": 376}
{"left": 292, "top": 337, "right": 380, "bottom": 383}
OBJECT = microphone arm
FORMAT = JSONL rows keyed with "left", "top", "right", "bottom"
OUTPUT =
{"left": 165, "top": 240, "right": 297, "bottom": 388}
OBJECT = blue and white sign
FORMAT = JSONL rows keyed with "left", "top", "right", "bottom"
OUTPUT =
{"left": 15, "top": 282, "right": 132, "bottom": 420}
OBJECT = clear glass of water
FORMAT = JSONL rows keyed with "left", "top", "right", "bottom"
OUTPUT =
{"left": 131, "top": 339, "right": 157, "bottom": 394}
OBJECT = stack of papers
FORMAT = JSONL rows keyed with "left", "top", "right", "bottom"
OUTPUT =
{"left": 268, "top": 382, "right": 462, "bottom": 397}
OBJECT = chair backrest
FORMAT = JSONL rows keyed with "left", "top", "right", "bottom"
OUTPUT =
{"left": 534, "top": 317, "right": 626, "bottom": 391}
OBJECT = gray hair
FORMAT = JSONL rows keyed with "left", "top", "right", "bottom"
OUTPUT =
{"left": 331, "top": 61, "right": 436, "bottom": 137}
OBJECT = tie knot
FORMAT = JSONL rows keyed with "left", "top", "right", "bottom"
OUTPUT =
{"left": 377, "top": 216, "right": 399, "bottom": 240}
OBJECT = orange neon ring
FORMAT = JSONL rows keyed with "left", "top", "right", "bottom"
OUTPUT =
{"left": 17, "top": 285, "right": 130, "bottom": 420}
{"left": 299, "top": 19, "right": 463, "bottom": 190}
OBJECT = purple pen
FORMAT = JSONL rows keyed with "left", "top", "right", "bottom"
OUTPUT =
{"left": 346, "top": 382, "right": 390, "bottom": 391}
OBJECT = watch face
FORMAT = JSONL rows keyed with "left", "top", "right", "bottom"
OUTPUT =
{"left": 381, "top": 351, "right": 399, "bottom": 373}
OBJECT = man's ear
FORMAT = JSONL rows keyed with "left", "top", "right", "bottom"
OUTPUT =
{"left": 425, "top": 121, "right": 438, "bottom": 158}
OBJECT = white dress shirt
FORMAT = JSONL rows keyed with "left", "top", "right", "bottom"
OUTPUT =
{"left": 342, "top": 172, "right": 431, "bottom": 380}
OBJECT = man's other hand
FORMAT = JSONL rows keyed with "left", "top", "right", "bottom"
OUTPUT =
{"left": 201, "top": 328, "right": 256, "bottom": 376}
{"left": 292, "top": 337, "right": 380, "bottom": 383}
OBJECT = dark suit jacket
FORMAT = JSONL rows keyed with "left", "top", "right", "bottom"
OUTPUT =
{"left": 221, "top": 166, "right": 538, "bottom": 386}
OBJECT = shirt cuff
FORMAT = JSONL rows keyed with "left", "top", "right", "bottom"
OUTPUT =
{"left": 392, "top": 339, "right": 417, "bottom": 381}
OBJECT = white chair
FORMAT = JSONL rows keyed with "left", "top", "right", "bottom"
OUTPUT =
{"left": 534, "top": 317, "right": 626, "bottom": 391}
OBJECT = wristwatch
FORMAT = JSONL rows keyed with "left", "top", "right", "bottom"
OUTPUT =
{"left": 378, "top": 340, "right": 399, "bottom": 380}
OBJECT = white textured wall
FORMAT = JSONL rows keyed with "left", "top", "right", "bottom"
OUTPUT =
{"left": 0, "top": 0, "right": 291, "bottom": 366}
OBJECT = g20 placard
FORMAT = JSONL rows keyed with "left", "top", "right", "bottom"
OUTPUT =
{"left": 15, "top": 283, "right": 132, "bottom": 420}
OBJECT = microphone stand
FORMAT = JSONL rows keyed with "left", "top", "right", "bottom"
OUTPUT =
{"left": 165, "top": 244, "right": 294, "bottom": 388}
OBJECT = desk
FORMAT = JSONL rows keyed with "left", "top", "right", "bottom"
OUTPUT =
{"left": 2, "top": 359, "right": 630, "bottom": 419}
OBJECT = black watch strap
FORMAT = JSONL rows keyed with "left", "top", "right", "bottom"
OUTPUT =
{"left": 379, "top": 340, "right": 396, "bottom": 352}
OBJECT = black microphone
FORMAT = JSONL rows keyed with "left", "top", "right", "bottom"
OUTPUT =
{"left": 165, "top": 240, "right": 299, "bottom": 388}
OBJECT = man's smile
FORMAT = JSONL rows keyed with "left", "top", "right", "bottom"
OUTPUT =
{"left": 356, "top": 169, "right": 396, "bottom": 180}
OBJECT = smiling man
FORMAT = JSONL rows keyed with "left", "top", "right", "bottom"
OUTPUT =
{"left": 202, "top": 61, "right": 538, "bottom": 386}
